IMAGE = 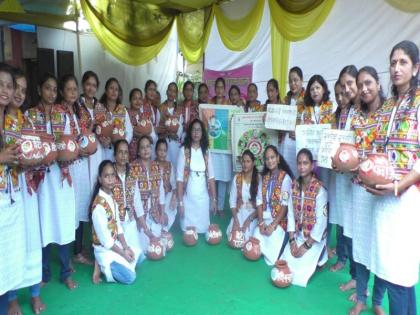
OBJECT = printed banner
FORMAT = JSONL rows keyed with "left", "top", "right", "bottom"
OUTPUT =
{"left": 203, "top": 64, "right": 253, "bottom": 99}
{"left": 265, "top": 104, "right": 298, "bottom": 131}
{"left": 231, "top": 112, "right": 279, "bottom": 172}
{"left": 295, "top": 124, "right": 331, "bottom": 160}
{"left": 317, "top": 130, "right": 356, "bottom": 169}
{"left": 199, "top": 104, "right": 243, "bottom": 153}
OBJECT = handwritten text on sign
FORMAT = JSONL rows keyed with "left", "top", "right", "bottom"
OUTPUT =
{"left": 295, "top": 124, "right": 331, "bottom": 160}
{"left": 317, "top": 130, "right": 356, "bottom": 169}
{"left": 265, "top": 104, "right": 297, "bottom": 131}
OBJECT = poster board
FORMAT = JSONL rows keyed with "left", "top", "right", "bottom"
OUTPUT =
{"left": 317, "top": 130, "right": 356, "bottom": 169}
{"left": 295, "top": 124, "right": 331, "bottom": 160}
{"left": 265, "top": 104, "right": 297, "bottom": 131}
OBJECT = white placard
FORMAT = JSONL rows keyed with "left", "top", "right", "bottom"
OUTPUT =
{"left": 295, "top": 124, "right": 331, "bottom": 160}
{"left": 265, "top": 104, "right": 298, "bottom": 131}
{"left": 317, "top": 130, "right": 356, "bottom": 169}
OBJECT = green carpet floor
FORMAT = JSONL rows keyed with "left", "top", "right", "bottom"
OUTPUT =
{"left": 16, "top": 215, "right": 419, "bottom": 315}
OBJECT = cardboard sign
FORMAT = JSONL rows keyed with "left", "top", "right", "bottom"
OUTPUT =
{"left": 265, "top": 104, "right": 297, "bottom": 131}
{"left": 295, "top": 124, "right": 331, "bottom": 160}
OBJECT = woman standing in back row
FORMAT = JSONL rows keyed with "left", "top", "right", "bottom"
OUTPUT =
{"left": 367, "top": 40, "right": 420, "bottom": 315}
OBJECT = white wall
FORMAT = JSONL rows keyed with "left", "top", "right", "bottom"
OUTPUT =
{"left": 37, "top": 26, "right": 178, "bottom": 105}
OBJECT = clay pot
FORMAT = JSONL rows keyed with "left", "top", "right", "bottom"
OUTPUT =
{"left": 271, "top": 260, "right": 293, "bottom": 288}
{"left": 95, "top": 120, "right": 113, "bottom": 138}
{"left": 183, "top": 226, "right": 198, "bottom": 246}
{"left": 243, "top": 237, "right": 261, "bottom": 261}
{"left": 19, "top": 133, "right": 45, "bottom": 167}
{"left": 205, "top": 224, "right": 222, "bottom": 245}
{"left": 78, "top": 132, "right": 97, "bottom": 156}
{"left": 56, "top": 135, "right": 79, "bottom": 162}
{"left": 111, "top": 127, "right": 126, "bottom": 143}
{"left": 165, "top": 117, "right": 179, "bottom": 134}
{"left": 228, "top": 229, "right": 245, "bottom": 249}
{"left": 358, "top": 153, "right": 394, "bottom": 187}
{"left": 161, "top": 231, "right": 174, "bottom": 252}
{"left": 40, "top": 134, "right": 58, "bottom": 165}
{"left": 332, "top": 143, "right": 359, "bottom": 172}
{"left": 147, "top": 238, "right": 165, "bottom": 260}
{"left": 134, "top": 118, "right": 152, "bottom": 135}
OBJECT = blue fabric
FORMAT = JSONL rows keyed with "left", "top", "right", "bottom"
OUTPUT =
{"left": 342, "top": 235, "right": 355, "bottom": 279}
{"left": 217, "top": 180, "right": 229, "bottom": 211}
{"left": 7, "top": 283, "right": 41, "bottom": 302}
{"left": 382, "top": 278, "right": 417, "bottom": 315}
{"left": 0, "top": 293, "right": 7, "bottom": 315}
{"left": 335, "top": 225, "right": 347, "bottom": 264}
{"left": 355, "top": 262, "right": 386, "bottom": 305}
{"left": 42, "top": 243, "right": 72, "bottom": 283}
{"left": 110, "top": 261, "right": 136, "bottom": 285}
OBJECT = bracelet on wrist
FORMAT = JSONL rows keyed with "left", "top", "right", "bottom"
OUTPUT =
{"left": 303, "top": 241, "right": 312, "bottom": 250}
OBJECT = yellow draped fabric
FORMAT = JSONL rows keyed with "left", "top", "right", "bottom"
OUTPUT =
{"left": 385, "top": 0, "right": 420, "bottom": 12}
{"left": 80, "top": 0, "right": 173, "bottom": 65}
{"left": 177, "top": 7, "right": 214, "bottom": 63}
{"left": 269, "top": 0, "right": 335, "bottom": 94}
{"left": 270, "top": 18, "right": 290, "bottom": 97}
{"left": 269, "top": 0, "right": 335, "bottom": 42}
{"left": 214, "top": 0, "right": 264, "bottom": 51}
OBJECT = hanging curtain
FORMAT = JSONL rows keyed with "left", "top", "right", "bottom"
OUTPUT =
{"left": 385, "top": 0, "right": 420, "bottom": 12}
{"left": 80, "top": 0, "right": 173, "bottom": 65}
{"left": 177, "top": 6, "right": 214, "bottom": 63}
{"left": 214, "top": 0, "right": 265, "bottom": 51}
{"left": 269, "top": 0, "right": 335, "bottom": 94}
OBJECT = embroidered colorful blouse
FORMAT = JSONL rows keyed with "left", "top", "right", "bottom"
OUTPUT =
{"left": 351, "top": 109, "right": 380, "bottom": 156}
{"left": 291, "top": 176, "right": 323, "bottom": 238}
{"left": 91, "top": 195, "right": 118, "bottom": 246}
{"left": 298, "top": 101, "right": 335, "bottom": 126}
{"left": 374, "top": 89, "right": 420, "bottom": 178}
{"left": 262, "top": 170, "right": 288, "bottom": 231}
{"left": 137, "top": 160, "right": 162, "bottom": 223}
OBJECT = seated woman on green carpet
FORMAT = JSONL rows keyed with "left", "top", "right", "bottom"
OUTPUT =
{"left": 91, "top": 160, "right": 140, "bottom": 284}
{"left": 280, "top": 148, "right": 328, "bottom": 287}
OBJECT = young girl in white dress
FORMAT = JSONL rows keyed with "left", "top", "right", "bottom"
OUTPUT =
{"left": 226, "top": 150, "right": 261, "bottom": 242}
{"left": 176, "top": 119, "right": 217, "bottom": 234}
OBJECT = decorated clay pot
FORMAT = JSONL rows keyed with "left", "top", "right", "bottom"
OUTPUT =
{"left": 358, "top": 153, "right": 394, "bottom": 187}
{"left": 332, "top": 143, "right": 359, "bottom": 172}
{"left": 56, "top": 135, "right": 79, "bottom": 162}
{"left": 134, "top": 118, "right": 152, "bottom": 135}
{"left": 161, "top": 231, "right": 174, "bottom": 252}
{"left": 271, "top": 260, "right": 293, "bottom": 288}
{"left": 40, "top": 134, "right": 58, "bottom": 165}
{"left": 205, "top": 224, "right": 222, "bottom": 245}
{"left": 95, "top": 120, "right": 113, "bottom": 138}
{"left": 165, "top": 117, "right": 179, "bottom": 134}
{"left": 147, "top": 238, "right": 165, "bottom": 260}
{"left": 111, "top": 127, "right": 126, "bottom": 143}
{"left": 78, "top": 132, "right": 97, "bottom": 156}
{"left": 228, "top": 229, "right": 245, "bottom": 249}
{"left": 19, "top": 133, "right": 45, "bottom": 167}
{"left": 243, "top": 237, "right": 261, "bottom": 261}
{"left": 183, "top": 226, "right": 198, "bottom": 246}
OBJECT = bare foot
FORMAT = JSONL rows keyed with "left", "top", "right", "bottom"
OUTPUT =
{"left": 373, "top": 305, "right": 386, "bottom": 315}
{"left": 340, "top": 279, "right": 356, "bottom": 292}
{"left": 328, "top": 247, "right": 336, "bottom": 259}
{"left": 74, "top": 253, "right": 93, "bottom": 266}
{"left": 7, "top": 299, "right": 22, "bottom": 315}
{"left": 92, "top": 260, "right": 102, "bottom": 284}
{"left": 30, "top": 297, "right": 46, "bottom": 314}
{"left": 63, "top": 277, "right": 78, "bottom": 290}
{"left": 329, "top": 261, "right": 345, "bottom": 272}
{"left": 348, "top": 292, "right": 357, "bottom": 302}
{"left": 349, "top": 302, "right": 367, "bottom": 315}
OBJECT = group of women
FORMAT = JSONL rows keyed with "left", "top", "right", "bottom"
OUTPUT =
{"left": 0, "top": 40, "right": 419, "bottom": 315}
